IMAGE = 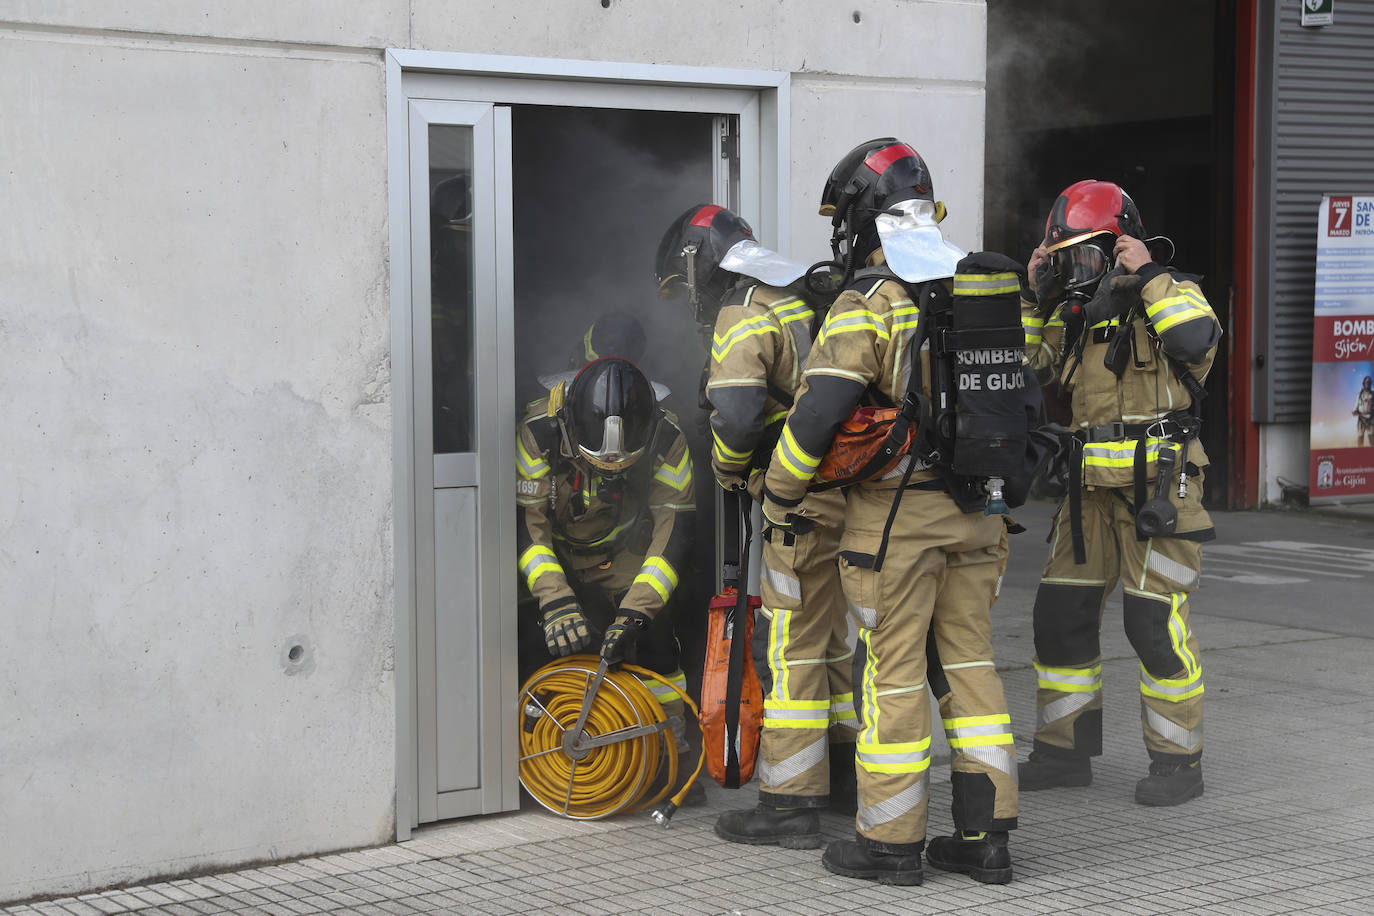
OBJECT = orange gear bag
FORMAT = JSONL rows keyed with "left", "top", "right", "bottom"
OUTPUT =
{"left": 813, "top": 405, "right": 920, "bottom": 486}
{"left": 698, "top": 498, "right": 764, "bottom": 788}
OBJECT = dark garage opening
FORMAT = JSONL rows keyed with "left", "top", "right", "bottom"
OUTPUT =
{"left": 985, "top": 0, "right": 1237, "bottom": 508}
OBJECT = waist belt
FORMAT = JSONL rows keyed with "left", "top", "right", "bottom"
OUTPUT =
{"left": 1081, "top": 414, "right": 1200, "bottom": 443}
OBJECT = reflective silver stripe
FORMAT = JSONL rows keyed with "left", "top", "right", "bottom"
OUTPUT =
{"left": 1037, "top": 691, "right": 1097, "bottom": 731}
{"left": 762, "top": 565, "right": 802, "bottom": 602}
{"left": 763, "top": 707, "right": 829, "bottom": 722}
{"left": 758, "top": 736, "right": 827, "bottom": 789}
{"left": 1146, "top": 550, "right": 1200, "bottom": 589}
{"left": 846, "top": 598, "right": 877, "bottom": 629}
{"left": 945, "top": 722, "right": 1010, "bottom": 740}
{"left": 1037, "top": 668, "right": 1101, "bottom": 687}
{"left": 958, "top": 745, "right": 1017, "bottom": 780}
{"left": 1144, "top": 705, "right": 1203, "bottom": 752}
{"left": 1140, "top": 669, "right": 1203, "bottom": 697}
{"left": 857, "top": 775, "right": 928, "bottom": 832}
{"left": 857, "top": 745, "right": 930, "bottom": 768}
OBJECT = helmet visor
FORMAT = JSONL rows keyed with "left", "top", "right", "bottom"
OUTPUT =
{"left": 576, "top": 415, "right": 646, "bottom": 474}
{"left": 1051, "top": 244, "right": 1110, "bottom": 293}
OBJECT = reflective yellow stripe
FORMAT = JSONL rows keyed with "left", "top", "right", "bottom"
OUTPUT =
{"left": 633, "top": 556, "right": 679, "bottom": 602}
{"left": 1140, "top": 667, "right": 1204, "bottom": 702}
{"left": 763, "top": 697, "right": 830, "bottom": 729}
{"left": 954, "top": 271, "right": 1020, "bottom": 296}
{"left": 653, "top": 449, "right": 692, "bottom": 490}
{"left": 518, "top": 544, "right": 563, "bottom": 590}
{"left": 857, "top": 737, "right": 932, "bottom": 774}
{"left": 776, "top": 423, "right": 821, "bottom": 481}
{"left": 1035, "top": 662, "right": 1102, "bottom": 693}
{"left": 712, "top": 314, "right": 779, "bottom": 362}
{"left": 1081, "top": 438, "right": 1173, "bottom": 469}
{"left": 769, "top": 608, "right": 792, "bottom": 701}
{"left": 890, "top": 303, "right": 921, "bottom": 333}
{"left": 1146, "top": 289, "right": 1212, "bottom": 334}
{"left": 712, "top": 430, "right": 752, "bottom": 470}
{"left": 771, "top": 297, "right": 815, "bottom": 326}
{"left": 816, "top": 309, "right": 890, "bottom": 346}
{"left": 516, "top": 436, "right": 549, "bottom": 479}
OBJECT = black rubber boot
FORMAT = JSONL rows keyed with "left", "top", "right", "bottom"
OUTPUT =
{"left": 822, "top": 835, "right": 923, "bottom": 886}
{"left": 714, "top": 804, "right": 821, "bottom": 849}
{"left": 1018, "top": 750, "right": 1092, "bottom": 790}
{"left": 1135, "top": 760, "right": 1204, "bottom": 806}
{"left": 926, "top": 830, "right": 1013, "bottom": 884}
{"left": 828, "top": 742, "right": 858, "bottom": 815}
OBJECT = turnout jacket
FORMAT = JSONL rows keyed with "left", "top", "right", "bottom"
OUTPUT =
{"left": 762, "top": 267, "right": 944, "bottom": 507}
{"left": 1021, "top": 263, "right": 1221, "bottom": 488}
{"left": 516, "top": 395, "right": 695, "bottom": 620}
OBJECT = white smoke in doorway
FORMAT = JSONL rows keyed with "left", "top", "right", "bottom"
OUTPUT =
{"left": 510, "top": 105, "right": 718, "bottom": 432}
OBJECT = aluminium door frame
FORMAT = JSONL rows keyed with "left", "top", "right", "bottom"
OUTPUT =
{"left": 385, "top": 50, "right": 790, "bottom": 839}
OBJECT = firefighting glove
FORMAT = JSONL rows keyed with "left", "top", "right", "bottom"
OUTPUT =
{"left": 600, "top": 610, "right": 651, "bottom": 665}
{"left": 541, "top": 600, "right": 592, "bottom": 657}
{"left": 1082, "top": 266, "right": 1140, "bottom": 327}
{"left": 1033, "top": 258, "right": 1065, "bottom": 314}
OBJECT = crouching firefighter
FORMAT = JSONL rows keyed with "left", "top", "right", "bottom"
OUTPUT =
{"left": 515, "top": 357, "right": 694, "bottom": 733}
{"left": 654, "top": 203, "right": 862, "bottom": 836}
{"left": 760, "top": 139, "right": 1049, "bottom": 886}
{"left": 1019, "top": 179, "right": 1222, "bottom": 807}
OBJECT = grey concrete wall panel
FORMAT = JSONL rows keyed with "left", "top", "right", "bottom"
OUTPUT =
{"left": 0, "top": 1, "right": 409, "bottom": 48}
{"left": 1255, "top": 2, "right": 1374, "bottom": 422}
{"left": 409, "top": 0, "right": 985, "bottom": 85}
{"left": 0, "top": 33, "right": 395, "bottom": 902}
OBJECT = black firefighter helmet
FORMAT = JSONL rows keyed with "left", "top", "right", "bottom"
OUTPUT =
{"left": 655, "top": 203, "right": 756, "bottom": 324}
{"left": 562, "top": 357, "right": 660, "bottom": 476}
{"left": 820, "top": 138, "right": 938, "bottom": 272}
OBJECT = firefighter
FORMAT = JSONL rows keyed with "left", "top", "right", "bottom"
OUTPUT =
{"left": 515, "top": 357, "right": 694, "bottom": 730}
{"left": 1019, "top": 179, "right": 1222, "bottom": 806}
{"left": 566, "top": 310, "right": 647, "bottom": 371}
{"left": 760, "top": 139, "right": 1029, "bottom": 886}
{"left": 1354, "top": 375, "right": 1373, "bottom": 447}
{"left": 654, "top": 204, "right": 861, "bottom": 841}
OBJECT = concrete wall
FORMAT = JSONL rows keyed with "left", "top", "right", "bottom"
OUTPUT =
{"left": 0, "top": 0, "right": 987, "bottom": 902}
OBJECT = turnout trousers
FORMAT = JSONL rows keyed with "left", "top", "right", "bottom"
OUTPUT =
{"left": 1031, "top": 477, "right": 1208, "bottom": 765}
{"left": 838, "top": 485, "right": 1018, "bottom": 854}
{"left": 756, "top": 488, "right": 859, "bottom": 806}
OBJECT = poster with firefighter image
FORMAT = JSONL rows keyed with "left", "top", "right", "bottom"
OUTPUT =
{"left": 1309, "top": 194, "right": 1374, "bottom": 503}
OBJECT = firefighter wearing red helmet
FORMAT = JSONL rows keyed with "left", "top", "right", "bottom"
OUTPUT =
{"left": 1020, "top": 179, "right": 1222, "bottom": 806}
{"left": 759, "top": 139, "right": 1034, "bottom": 886}
{"left": 655, "top": 204, "right": 861, "bottom": 835}
{"left": 515, "top": 357, "right": 694, "bottom": 726}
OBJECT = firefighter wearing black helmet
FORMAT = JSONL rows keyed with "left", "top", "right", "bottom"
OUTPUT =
{"left": 1020, "top": 179, "right": 1221, "bottom": 807}
{"left": 760, "top": 139, "right": 1025, "bottom": 886}
{"left": 655, "top": 204, "right": 861, "bottom": 838}
{"left": 515, "top": 357, "right": 694, "bottom": 722}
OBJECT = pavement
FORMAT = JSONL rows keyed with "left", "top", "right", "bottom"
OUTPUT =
{"left": 7, "top": 501, "right": 1374, "bottom": 915}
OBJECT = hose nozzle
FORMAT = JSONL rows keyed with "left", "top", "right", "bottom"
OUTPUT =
{"left": 649, "top": 801, "right": 678, "bottom": 828}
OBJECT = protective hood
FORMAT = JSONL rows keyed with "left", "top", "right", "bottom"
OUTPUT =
{"left": 875, "top": 199, "right": 965, "bottom": 284}
{"left": 718, "top": 239, "right": 810, "bottom": 288}
{"left": 538, "top": 369, "right": 671, "bottom": 403}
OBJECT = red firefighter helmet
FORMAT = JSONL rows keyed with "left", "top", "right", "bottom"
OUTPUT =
{"left": 1042, "top": 180, "right": 1151, "bottom": 297}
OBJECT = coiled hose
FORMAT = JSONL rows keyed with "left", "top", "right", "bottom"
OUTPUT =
{"left": 518, "top": 654, "right": 704, "bottom": 823}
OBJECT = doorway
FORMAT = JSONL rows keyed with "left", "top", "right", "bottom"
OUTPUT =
{"left": 386, "top": 52, "right": 789, "bottom": 836}
{"left": 984, "top": 1, "right": 1236, "bottom": 508}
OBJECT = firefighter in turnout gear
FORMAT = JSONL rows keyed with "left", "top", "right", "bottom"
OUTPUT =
{"left": 1354, "top": 375, "right": 1373, "bottom": 447}
{"left": 654, "top": 203, "right": 861, "bottom": 846}
{"left": 515, "top": 357, "right": 694, "bottom": 727}
{"left": 1019, "top": 179, "right": 1221, "bottom": 806}
{"left": 761, "top": 139, "right": 1028, "bottom": 886}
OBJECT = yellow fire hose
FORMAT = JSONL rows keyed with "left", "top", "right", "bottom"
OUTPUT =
{"left": 518, "top": 654, "right": 705, "bottom": 825}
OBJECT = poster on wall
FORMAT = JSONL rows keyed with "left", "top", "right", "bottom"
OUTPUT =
{"left": 1309, "top": 193, "right": 1374, "bottom": 504}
